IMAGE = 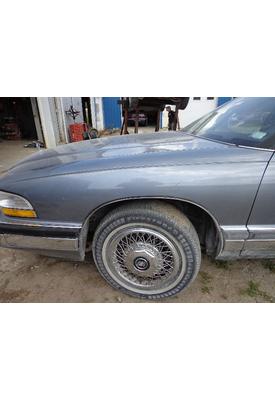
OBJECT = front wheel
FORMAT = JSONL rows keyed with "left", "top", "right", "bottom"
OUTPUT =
{"left": 92, "top": 201, "right": 201, "bottom": 299}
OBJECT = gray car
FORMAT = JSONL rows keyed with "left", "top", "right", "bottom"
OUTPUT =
{"left": 1, "top": 97, "right": 275, "bottom": 299}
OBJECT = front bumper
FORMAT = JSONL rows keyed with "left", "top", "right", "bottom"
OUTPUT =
{"left": 0, "top": 217, "right": 84, "bottom": 260}
{"left": 0, "top": 232, "right": 79, "bottom": 251}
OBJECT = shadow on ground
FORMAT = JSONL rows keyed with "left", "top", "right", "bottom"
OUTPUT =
{"left": 0, "top": 248, "right": 275, "bottom": 303}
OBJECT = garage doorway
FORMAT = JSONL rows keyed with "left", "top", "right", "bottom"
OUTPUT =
{"left": 144, "top": 109, "right": 158, "bottom": 128}
{"left": 127, "top": 108, "right": 161, "bottom": 133}
{"left": 0, "top": 97, "right": 44, "bottom": 143}
{"left": 81, "top": 97, "right": 92, "bottom": 127}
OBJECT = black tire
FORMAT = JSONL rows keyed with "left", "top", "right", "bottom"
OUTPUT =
{"left": 92, "top": 201, "right": 201, "bottom": 300}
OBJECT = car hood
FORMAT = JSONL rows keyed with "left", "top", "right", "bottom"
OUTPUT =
{"left": 0, "top": 131, "right": 271, "bottom": 184}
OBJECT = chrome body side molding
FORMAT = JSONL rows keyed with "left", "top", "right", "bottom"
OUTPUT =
{"left": 218, "top": 225, "right": 275, "bottom": 259}
{"left": 217, "top": 225, "right": 247, "bottom": 259}
{"left": 242, "top": 239, "right": 275, "bottom": 256}
{"left": 2, "top": 217, "right": 275, "bottom": 261}
{"left": 248, "top": 225, "right": 275, "bottom": 239}
{"left": 220, "top": 225, "right": 249, "bottom": 241}
{"left": 0, "top": 218, "right": 82, "bottom": 230}
{"left": 217, "top": 240, "right": 245, "bottom": 260}
{"left": 241, "top": 225, "right": 275, "bottom": 257}
{"left": 0, "top": 233, "right": 79, "bottom": 252}
{"left": 0, "top": 217, "right": 83, "bottom": 261}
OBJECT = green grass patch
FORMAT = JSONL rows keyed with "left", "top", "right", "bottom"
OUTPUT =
{"left": 241, "top": 280, "right": 274, "bottom": 303}
{"left": 262, "top": 260, "right": 275, "bottom": 273}
{"left": 201, "top": 286, "right": 212, "bottom": 295}
{"left": 199, "top": 271, "right": 213, "bottom": 295}
{"left": 214, "top": 260, "right": 230, "bottom": 270}
{"left": 199, "top": 271, "right": 213, "bottom": 284}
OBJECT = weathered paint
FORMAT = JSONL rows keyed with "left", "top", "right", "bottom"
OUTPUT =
{"left": 217, "top": 97, "right": 233, "bottom": 106}
{"left": 102, "top": 97, "right": 121, "bottom": 129}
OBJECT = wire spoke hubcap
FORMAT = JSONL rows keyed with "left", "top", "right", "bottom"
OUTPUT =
{"left": 102, "top": 224, "right": 186, "bottom": 295}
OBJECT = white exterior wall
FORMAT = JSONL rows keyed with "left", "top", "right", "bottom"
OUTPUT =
{"left": 162, "top": 97, "right": 218, "bottom": 129}
{"left": 56, "top": 97, "right": 104, "bottom": 144}
{"left": 60, "top": 97, "right": 84, "bottom": 131}
{"left": 59, "top": 97, "right": 105, "bottom": 140}
{"left": 37, "top": 98, "right": 58, "bottom": 148}
{"left": 48, "top": 98, "right": 68, "bottom": 144}
{"left": 91, "top": 97, "right": 104, "bottom": 131}
{"left": 37, "top": 97, "right": 70, "bottom": 147}
{"left": 54, "top": 97, "right": 69, "bottom": 143}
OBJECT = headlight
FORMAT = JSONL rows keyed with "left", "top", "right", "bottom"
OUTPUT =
{"left": 0, "top": 191, "right": 37, "bottom": 218}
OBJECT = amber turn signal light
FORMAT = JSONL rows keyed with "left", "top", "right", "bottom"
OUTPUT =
{"left": 2, "top": 208, "right": 37, "bottom": 218}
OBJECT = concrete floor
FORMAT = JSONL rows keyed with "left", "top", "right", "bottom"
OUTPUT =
{"left": 102, "top": 125, "right": 168, "bottom": 136}
{"left": 124, "top": 125, "right": 161, "bottom": 134}
{"left": 0, "top": 139, "right": 275, "bottom": 303}
{"left": 0, "top": 139, "right": 37, "bottom": 173}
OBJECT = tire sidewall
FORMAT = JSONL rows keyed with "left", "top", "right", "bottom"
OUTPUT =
{"left": 92, "top": 208, "right": 201, "bottom": 300}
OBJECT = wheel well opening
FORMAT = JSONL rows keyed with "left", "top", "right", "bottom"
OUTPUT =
{"left": 85, "top": 199, "right": 221, "bottom": 256}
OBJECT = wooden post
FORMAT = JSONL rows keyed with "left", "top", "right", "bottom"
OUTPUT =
{"left": 173, "top": 106, "right": 179, "bottom": 131}
{"left": 155, "top": 109, "right": 161, "bottom": 132}
{"left": 134, "top": 108, "right": 139, "bottom": 134}
{"left": 123, "top": 108, "right": 129, "bottom": 135}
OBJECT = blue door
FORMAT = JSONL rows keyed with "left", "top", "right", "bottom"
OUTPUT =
{"left": 102, "top": 97, "right": 122, "bottom": 129}
{"left": 217, "top": 97, "right": 233, "bottom": 106}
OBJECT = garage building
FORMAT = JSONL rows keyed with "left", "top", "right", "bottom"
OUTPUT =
{"left": 0, "top": 97, "right": 234, "bottom": 149}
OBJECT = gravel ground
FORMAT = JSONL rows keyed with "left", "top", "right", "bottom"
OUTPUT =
{"left": 0, "top": 139, "right": 275, "bottom": 303}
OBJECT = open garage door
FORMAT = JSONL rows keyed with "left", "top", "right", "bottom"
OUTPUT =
{"left": 0, "top": 97, "right": 44, "bottom": 144}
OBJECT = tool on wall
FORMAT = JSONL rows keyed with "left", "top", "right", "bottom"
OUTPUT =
{"left": 65, "top": 105, "right": 81, "bottom": 122}
{"left": 66, "top": 99, "right": 98, "bottom": 142}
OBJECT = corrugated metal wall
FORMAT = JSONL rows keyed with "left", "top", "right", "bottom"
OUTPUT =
{"left": 217, "top": 97, "right": 233, "bottom": 106}
{"left": 102, "top": 97, "right": 121, "bottom": 129}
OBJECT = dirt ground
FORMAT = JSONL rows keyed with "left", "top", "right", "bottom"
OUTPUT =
{"left": 0, "top": 139, "right": 275, "bottom": 303}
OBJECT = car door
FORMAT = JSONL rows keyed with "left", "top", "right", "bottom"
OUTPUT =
{"left": 242, "top": 152, "right": 275, "bottom": 257}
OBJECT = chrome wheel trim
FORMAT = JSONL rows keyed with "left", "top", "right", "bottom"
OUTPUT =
{"left": 102, "top": 223, "right": 186, "bottom": 295}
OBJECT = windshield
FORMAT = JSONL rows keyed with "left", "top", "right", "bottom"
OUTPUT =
{"left": 183, "top": 97, "right": 275, "bottom": 150}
